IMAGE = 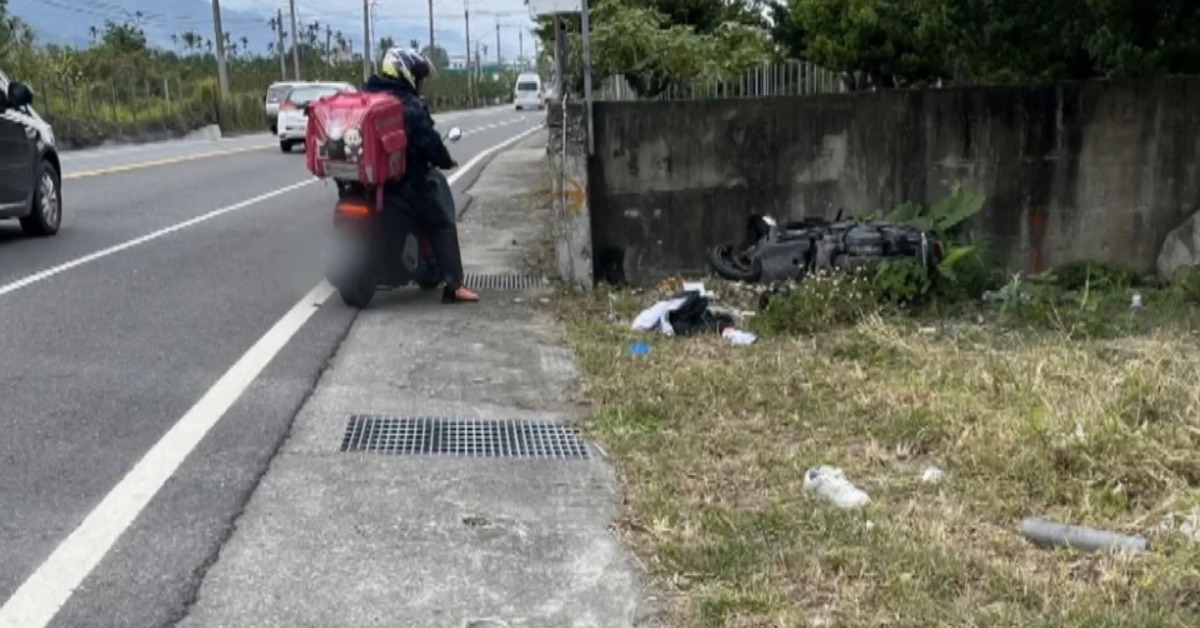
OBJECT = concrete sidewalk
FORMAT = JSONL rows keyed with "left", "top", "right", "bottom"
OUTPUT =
{"left": 179, "top": 133, "right": 659, "bottom": 628}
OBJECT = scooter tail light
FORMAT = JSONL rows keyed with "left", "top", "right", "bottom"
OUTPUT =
{"left": 335, "top": 201, "right": 372, "bottom": 218}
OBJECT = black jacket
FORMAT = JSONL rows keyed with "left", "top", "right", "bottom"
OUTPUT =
{"left": 361, "top": 74, "right": 454, "bottom": 184}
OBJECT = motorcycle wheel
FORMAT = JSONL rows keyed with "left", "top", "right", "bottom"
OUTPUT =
{"left": 708, "top": 241, "right": 762, "bottom": 282}
{"left": 337, "top": 270, "right": 377, "bottom": 309}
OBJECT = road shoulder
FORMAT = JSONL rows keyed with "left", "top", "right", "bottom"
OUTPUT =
{"left": 178, "top": 132, "right": 662, "bottom": 628}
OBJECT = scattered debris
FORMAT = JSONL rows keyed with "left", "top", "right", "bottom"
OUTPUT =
{"left": 918, "top": 326, "right": 937, "bottom": 335}
{"left": 721, "top": 327, "right": 757, "bottom": 346}
{"left": 1019, "top": 517, "right": 1148, "bottom": 554}
{"left": 920, "top": 466, "right": 945, "bottom": 484}
{"left": 628, "top": 342, "right": 652, "bottom": 356}
{"left": 804, "top": 465, "right": 870, "bottom": 509}
{"left": 1131, "top": 290, "right": 1144, "bottom": 309}
{"left": 631, "top": 283, "right": 756, "bottom": 344}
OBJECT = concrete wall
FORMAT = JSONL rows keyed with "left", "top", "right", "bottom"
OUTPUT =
{"left": 588, "top": 77, "right": 1200, "bottom": 284}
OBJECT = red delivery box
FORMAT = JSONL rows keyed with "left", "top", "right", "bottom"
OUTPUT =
{"left": 305, "top": 92, "right": 408, "bottom": 185}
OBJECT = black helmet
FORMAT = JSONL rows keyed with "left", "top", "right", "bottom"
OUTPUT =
{"left": 379, "top": 47, "right": 436, "bottom": 92}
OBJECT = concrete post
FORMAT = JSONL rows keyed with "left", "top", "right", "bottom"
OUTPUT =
{"left": 547, "top": 100, "right": 593, "bottom": 289}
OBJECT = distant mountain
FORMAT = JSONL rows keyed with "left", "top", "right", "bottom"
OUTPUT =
{"left": 10, "top": 0, "right": 473, "bottom": 59}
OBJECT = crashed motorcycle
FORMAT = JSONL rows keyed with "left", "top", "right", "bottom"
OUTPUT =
{"left": 708, "top": 213, "right": 942, "bottom": 283}
{"left": 323, "top": 126, "right": 463, "bottom": 309}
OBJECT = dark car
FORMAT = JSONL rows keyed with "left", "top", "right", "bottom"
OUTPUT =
{"left": 0, "top": 70, "right": 61, "bottom": 236}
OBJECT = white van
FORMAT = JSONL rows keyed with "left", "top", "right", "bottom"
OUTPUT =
{"left": 513, "top": 73, "right": 543, "bottom": 110}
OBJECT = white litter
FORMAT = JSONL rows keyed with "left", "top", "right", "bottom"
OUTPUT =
{"left": 721, "top": 327, "right": 757, "bottom": 346}
{"left": 921, "top": 466, "right": 945, "bottom": 484}
{"left": 803, "top": 465, "right": 870, "bottom": 509}
{"left": 631, "top": 296, "right": 688, "bottom": 336}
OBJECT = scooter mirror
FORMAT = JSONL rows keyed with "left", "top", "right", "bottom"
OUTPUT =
{"left": 446, "top": 126, "right": 463, "bottom": 142}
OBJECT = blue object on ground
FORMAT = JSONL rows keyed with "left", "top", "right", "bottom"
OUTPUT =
{"left": 628, "top": 341, "right": 652, "bottom": 356}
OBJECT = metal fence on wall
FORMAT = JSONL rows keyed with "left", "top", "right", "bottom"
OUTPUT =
{"left": 596, "top": 60, "right": 845, "bottom": 101}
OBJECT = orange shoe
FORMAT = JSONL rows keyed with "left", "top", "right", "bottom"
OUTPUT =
{"left": 442, "top": 286, "right": 480, "bottom": 303}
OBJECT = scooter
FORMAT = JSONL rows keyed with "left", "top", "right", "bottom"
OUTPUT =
{"left": 324, "top": 126, "right": 463, "bottom": 309}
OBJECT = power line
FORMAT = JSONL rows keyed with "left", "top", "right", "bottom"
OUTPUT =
{"left": 35, "top": 0, "right": 270, "bottom": 33}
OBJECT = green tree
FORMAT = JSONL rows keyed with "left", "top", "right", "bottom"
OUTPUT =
{"left": 765, "top": 0, "right": 804, "bottom": 59}
{"left": 99, "top": 20, "right": 148, "bottom": 55}
{"left": 1083, "top": 0, "right": 1200, "bottom": 76}
{"left": 538, "top": 0, "right": 771, "bottom": 97}
{"left": 0, "top": 0, "right": 34, "bottom": 66}
{"left": 790, "top": 0, "right": 1200, "bottom": 87}
{"left": 421, "top": 45, "right": 450, "bottom": 70}
{"left": 377, "top": 36, "right": 396, "bottom": 61}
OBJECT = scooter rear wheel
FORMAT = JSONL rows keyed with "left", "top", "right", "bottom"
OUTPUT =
{"left": 337, "top": 271, "right": 377, "bottom": 309}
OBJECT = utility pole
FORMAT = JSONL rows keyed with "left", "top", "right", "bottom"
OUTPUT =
{"left": 519, "top": 30, "right": 524, "bottom": 69}
{"left": 464, "top": 1, "right": 472, "bottom": 106}
{"left": 275, "top": 9, "right": 286, "bottom": 79}
{"left": 362, "top": 0, "right": 372, "bottom": 80}
{"left": 495, "top": 21, "right": 501, "bottom": 67}
{"left": 427, "top": 0, "right": 435, "bottom": 57}
{"left": 325, "top": 25, "right": 332, "bottom": 66}
{"left": 553, "top": 18, "right": 566, "bottom": 98}
{"left": 289, "top": 0, "right": 301, "bottom": 80}
{"left": 211, "top": 0, "right": 230, "bottom": 99}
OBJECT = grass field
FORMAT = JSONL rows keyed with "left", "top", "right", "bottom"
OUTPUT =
{"left": 553, "top": 273, "right": 1200, "bottom": 627}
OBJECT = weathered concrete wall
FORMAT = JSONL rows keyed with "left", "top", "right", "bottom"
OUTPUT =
{"left": 547, "top": 101, "right": 594, "bottom": 288}
{"left": 589, "top": 78, "right": 1200, "bottom": 284}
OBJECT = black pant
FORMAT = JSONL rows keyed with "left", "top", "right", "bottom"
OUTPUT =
{"left": 381, "top": 177, "right": 465, "bottom": 290}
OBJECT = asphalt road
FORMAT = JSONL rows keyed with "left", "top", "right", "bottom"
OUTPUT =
{"left": 0, "top": 104, "right": 545, "bottom": 628}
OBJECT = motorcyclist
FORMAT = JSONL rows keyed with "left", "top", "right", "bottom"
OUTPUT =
{"left": 363, "top": 47, "right": 479, "bottom": 304}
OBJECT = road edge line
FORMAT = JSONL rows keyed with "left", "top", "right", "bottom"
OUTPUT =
{"left": 0, "top": 122, "right": 545, "bottom": 628}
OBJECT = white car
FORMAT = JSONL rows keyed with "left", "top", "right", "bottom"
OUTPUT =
{"left": 513, "top": 73, "right": 544, "bottom": 111}
{"left": 277, "top": 82, "right": 356, "bottom": 153}
{"left": 264, "top": 81, "right": 304, "bottom": 134}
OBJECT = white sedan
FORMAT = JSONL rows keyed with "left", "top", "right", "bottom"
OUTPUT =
{"left": 277, "top": 82, "right": 356, "bottom": 153}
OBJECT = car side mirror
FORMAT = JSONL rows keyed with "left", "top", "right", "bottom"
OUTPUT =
{"left": 446, "top": 126, "right": 462, "bottom": 142}
{"left": 8, "top": 81, "right": 34, "bottom": 109}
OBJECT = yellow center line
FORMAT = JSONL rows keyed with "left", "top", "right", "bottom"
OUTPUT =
{"left": 64, "top": 143, "right": 276, "bottom": 180}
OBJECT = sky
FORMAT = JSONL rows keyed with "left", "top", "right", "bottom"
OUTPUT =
{"left": 13, "top": 0, "right": 539, "bottom": 61}
{"left": 226, "top": 0, "right": 538, "bottom": 58}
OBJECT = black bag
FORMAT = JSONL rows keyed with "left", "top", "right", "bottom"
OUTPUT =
{"left": 667, "top": 291, "right": 735, "bottom": 336}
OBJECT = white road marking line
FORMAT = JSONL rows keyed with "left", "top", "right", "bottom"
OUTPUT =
{"left": 0, "top": 180, "right": 316, "bottom": 298}
{"left": 0, "top": 121, "right": 545, "bottom": 628}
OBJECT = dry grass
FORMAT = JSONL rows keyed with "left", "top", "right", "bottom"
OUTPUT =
{"left": 554, "top": 286, "right": 1200, "bottom": 627}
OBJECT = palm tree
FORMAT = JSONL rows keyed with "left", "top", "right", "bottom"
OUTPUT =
{"left": 377, "top": 36, "right": 395, "bottom": 61}
{"left": 181, "top": 31, "right": 199, "bottom": 52}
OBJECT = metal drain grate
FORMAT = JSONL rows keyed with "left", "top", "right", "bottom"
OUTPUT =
{"left": 463, "top": 273, "right": 548, "bottom": 291}
{"left": 340, "top": 415, "right": 590, "bottom": 460}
